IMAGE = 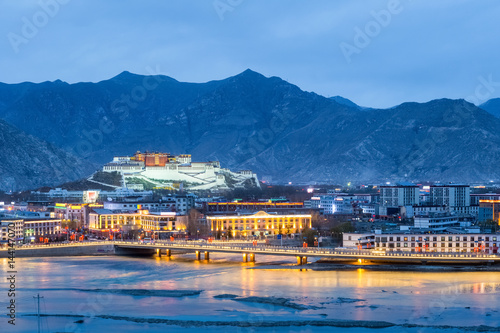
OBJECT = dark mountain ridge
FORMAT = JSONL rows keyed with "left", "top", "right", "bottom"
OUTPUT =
{"left": 1, "top": 70, "right": 499, "bottom": 188}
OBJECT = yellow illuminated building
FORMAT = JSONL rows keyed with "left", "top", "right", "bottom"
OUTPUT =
{"left": 89, "top": 210, "right": 185, "bottom": 233}
{"left": 479, "top": 200, "right": 500, "bottom": 226}
{"left": 207, "top": 211, "right": 312, "bottom": 237}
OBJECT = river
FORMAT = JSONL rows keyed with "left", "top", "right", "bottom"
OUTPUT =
{"left": 1, "top": 253, "right": 499, "bottom": 332}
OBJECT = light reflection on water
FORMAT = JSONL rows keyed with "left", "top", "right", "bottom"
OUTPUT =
{"left": 1, "top": 255, "right": 499, "bottom": 331}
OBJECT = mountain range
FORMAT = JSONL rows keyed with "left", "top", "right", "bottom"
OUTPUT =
{"left": 1, "top": 69, "right": 500, "bottom": 190}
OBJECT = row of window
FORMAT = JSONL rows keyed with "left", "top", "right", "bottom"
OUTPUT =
{"left": 376, "top": 236, "right": 497, "bottom": 242}
{"left": 377, "top": 242, "right": 498, "bottom": 248}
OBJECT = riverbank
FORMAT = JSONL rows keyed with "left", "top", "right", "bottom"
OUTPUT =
{"left": 0, "top": 243, "right": 115, "bottom": 257}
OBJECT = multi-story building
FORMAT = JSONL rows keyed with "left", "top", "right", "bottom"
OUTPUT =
{"left": 471, "top": 193, "right": 500, "bottom": 206}
{"left": 53, "top": 203, "right": 103, "bottom": 228}
{"left": 31, "top": 188, "right": 153, "bottom": 203}
{"left": 102, "top": 195, "right": 196, "bottom": 215}
{"left": 0, "top": 219, "right": 24, "bottom": 245}
{"left": 23, "top": 218, "right": 62, "bottom": 241}
{"left": 380, "top": 184, "right": 420, "bottom": 207}
{"left": 343, "top": 232, "right": 499, "bottom": 253}
{"left": 478, "top": 200, "right": 500, "bottom": 224}
{"left": 89, "top": 209, "right": 184, "bottom": 237}
{"left": 207, "top": 211, "right": 312, "bottom": 238}
{"left": 413, "top": 214, "right": 460, "bottom": 231}
{"left": 204, "top": 201, "right": 304, "bottom": 213}
{"left": 430, "top": 184, "right": 470, "bottom": 207}
{"left": 307, "top": 194, "right": 371, "bottom": 215}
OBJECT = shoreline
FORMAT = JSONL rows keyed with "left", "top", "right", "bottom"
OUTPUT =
{"left": 20, "top": 313, "right": 500, "bottom": 331}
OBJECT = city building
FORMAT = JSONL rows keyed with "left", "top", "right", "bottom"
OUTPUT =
{"left": 31, "top": 188, "right": 153, "bottom": 203}
{"left": 471, "top": 193, "right": 500, "bottom": 205}
{"left": 0, "top": 219, "right": 24, "bottom": 245}
{"left": 23, "top": 218, "right": 62, "bottom": 242}
{"left": 88, "top": 209, "right": 185, "bottom": 238}
{"left": 413, "top": 214, "right": 460, "bottom": 231}
{"left": 101, "top": 194, "right": 196, "bottom": 215}
{"left": 478, "top": 200, "right": 500, "bottom": 224}
{"left": 53, "top": 203, "right": 103, "bottom": 228}
{"left": 343, "top": 232, "right": 499, "bottom": 253}
{"left": 380, "top": 184, "right": 420, "bottom": 207}
{"left": 429, "top": 184, "right": 470, "bottom": 207}
{"left": 204, "top": 201, "right": 304, "bottom": 213}
{"left": 207, "top": 211, "right": 312, "bottom": 238}
{"left": 306, "top": 194, "right": 371, "bottom": 215}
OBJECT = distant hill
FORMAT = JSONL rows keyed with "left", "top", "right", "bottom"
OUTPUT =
{"left": 0, "top": 119, "right": 95, "bottom": 190}
{"left": 480, "top": 98, "right": 500, "bottom": 118}
{"left": 330, "top": 96, "right": 368, "bottom": 110}
{"left": 1, "top": 70, "right": 500, "bottom": 186}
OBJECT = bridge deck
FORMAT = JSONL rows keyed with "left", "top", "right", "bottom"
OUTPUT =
{"left": 4, "top": 241, "right": 499, "bottom": 263}
{"left": 114, "top": 241, "right": 500, "bottom": 264}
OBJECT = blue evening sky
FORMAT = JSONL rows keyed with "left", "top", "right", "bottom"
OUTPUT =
{"left": 0, "top": 0, "right": 499, "bottom": 108}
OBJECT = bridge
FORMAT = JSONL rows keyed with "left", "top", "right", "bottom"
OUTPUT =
{"left": 115, "top": 240, "right": 500, "bottom": 265}
{"left": 3, "top": 240, "right": 500, "bottom": 264}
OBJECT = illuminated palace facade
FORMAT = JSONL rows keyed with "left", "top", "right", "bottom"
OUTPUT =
{"left": 207, "top": 211, "right": 312, "bottom": 238}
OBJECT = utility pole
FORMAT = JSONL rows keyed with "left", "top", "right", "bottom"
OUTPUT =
{"left": 33, "top": 293, "right": 44, "bottom": 333}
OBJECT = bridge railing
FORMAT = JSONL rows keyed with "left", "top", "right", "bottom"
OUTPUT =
{"left": 113, "top": 240, "right": 500, "bottom": 259}
{"left": 6, "top": 240, "right": 500, "bottom": 260}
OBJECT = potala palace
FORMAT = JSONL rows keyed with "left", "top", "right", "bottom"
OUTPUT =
{"left": 102, "top": 151, "right": 260, "bottom": 191}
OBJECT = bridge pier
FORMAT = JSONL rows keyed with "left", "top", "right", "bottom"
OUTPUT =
{"left": 156, "top": 249, "right": 161, "bottom": 257}
{"left": 204, "top": 251, "right": 210, "bottom": 260}
{"left": 297, "top": 256, "right": 307, "bottom": 265}
{"left": 195, "top": 251, "right": 200, "bottom": 260}
{"left": 243, "top": 253, "right": 255, "bottom": 262}
{"left": 166, "top": 249, "right": 171, "bottom": 257}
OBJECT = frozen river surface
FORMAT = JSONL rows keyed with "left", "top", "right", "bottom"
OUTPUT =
{"left": 1, "top": 253, "right": 499, "bottom": 332}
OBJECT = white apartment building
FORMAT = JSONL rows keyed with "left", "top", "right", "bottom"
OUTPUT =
{"left": 430, "top": 184, "right": 470, "bottom": 207}
{"left": 413, "top": 215, "right": 460, "bottom": 231}
{"left": 343, "top": 232, "right": 499, "bottom": 253}
{"left": 380, "top": 184, "right": 420, "bottom": 207}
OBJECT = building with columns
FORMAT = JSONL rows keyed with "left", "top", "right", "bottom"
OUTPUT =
{"left": 207, "top": 211, "right": 312, "bottom": 238}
